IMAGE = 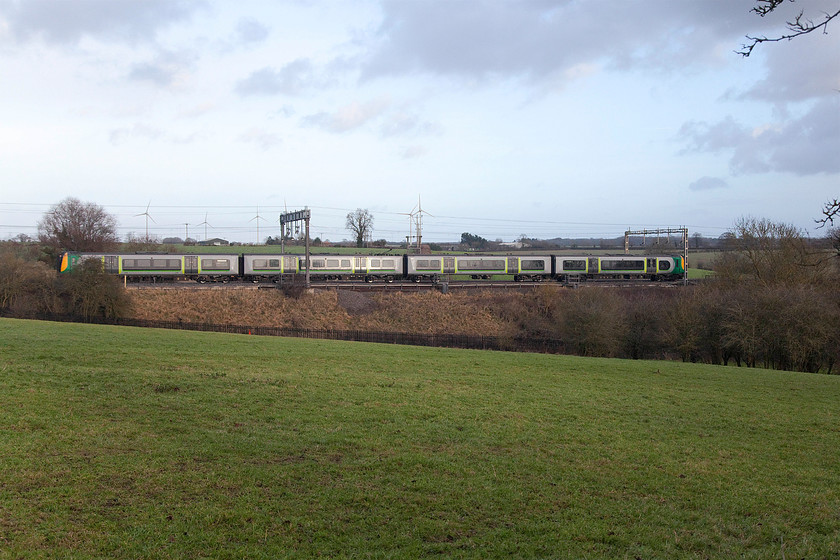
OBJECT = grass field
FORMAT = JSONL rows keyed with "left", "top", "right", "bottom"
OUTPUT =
{"left": 1, "top": 318, "right": 838, "bottom": 558}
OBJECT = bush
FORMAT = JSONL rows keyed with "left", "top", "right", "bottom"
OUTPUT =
{"left": 57, "top": 260, "right": 131, "bottom": 320}
{"left": 556, "top": 289, "right": 625, "bottom": 358}
{"left": 0, "top": 252, "right": 59, "bottom": 316}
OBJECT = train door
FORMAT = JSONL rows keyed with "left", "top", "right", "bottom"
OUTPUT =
{"left": 588, "top": 257, "right": 599, "bottom": 275}
{"left": 443, "top": 257, "right": 456, "bottom": 274}
{"left": 354, "top": 257, "right": 366, "bottom": 273}
{"left": 185, "top": 256, "right": 198, "bottom": 274}
{"left": 507, "top": 257, "right": 518, "bottom": 274}
{"left": 104, "top": 256, "right": 119, "bottom": 274}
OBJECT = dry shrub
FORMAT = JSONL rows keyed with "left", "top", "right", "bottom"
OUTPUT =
{"left": 623, "top": 289, "right": 670, "bottom": 360}
{"left": 556, "top": 289, "right": 625, "bottom": 357}
{"left": 337, "top": 291, "right": 378, "bottom": 316}
{"left": 0, "top": 252, "right": 60, "bottom": 316}
{"left": 353, "top": 291, "right": 510, "bottom": 336}
{"left": 129, "top": 289, "right": 352, "bottom": 330}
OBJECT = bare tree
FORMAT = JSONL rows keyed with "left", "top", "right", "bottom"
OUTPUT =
{"left": 38, "top": 198, "right": 119, "bottom": 255}
{"left": 715, "top": 217, "right": 829, "bottom": 286}
{"left": 738, "top": 0, "right": 840, "bottom": 57}
{"left": 346, "top": 208, "right": 373, "bottom": 248}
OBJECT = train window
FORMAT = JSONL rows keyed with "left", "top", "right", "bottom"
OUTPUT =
{"left": 601, "top": 259, "right": 644, "bottom": 271}
{"left": 521, "top": 259, "right": 544, "bottom": 271}
{"left": 658, "top": 260, "right": 672, "bottom": 272}
{"left": 459, "top": 259, "right": 504, "bottom": 270}
{"left": 341, "top": 259, "right": 351, "bottom": 268}
{"left": 416, "top": 259, "right": 440, "bottom": 270}
{"left": 326, "top": 259, "right": 339, "bottom": 268}
{"left": 123, "top": 258, "right": 181, "bottom": 270}
{"left": 311, "top": 259, "right": 326, "bottom": 268}
{"left": 370, "top": 259, "right": 381, "bottom": 267}
{"left": 201, "top": 259, "right": 230, "bottom": 271}
{"left": 382, "top": 259, "right": 395, "bottom": 268}
{"left": 253, "top": 259, "right": 280, "bottom": 269}
{"left": 562, "top": 260, "right": 586, "bottom": 271}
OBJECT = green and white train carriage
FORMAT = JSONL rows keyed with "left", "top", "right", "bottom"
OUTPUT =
{"left": 59, "top": 252, "right": 241, "bottom": 282}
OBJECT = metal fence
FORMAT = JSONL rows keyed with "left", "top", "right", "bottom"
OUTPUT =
{"left": 29, "top": 313, "right": 566, "bottom": 354}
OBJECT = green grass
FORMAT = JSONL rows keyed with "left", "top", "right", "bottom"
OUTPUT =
{"left": 687, "top": 267, "right": 715, "bottom": 280}
{"left": 1, "top": 318, "right": 838, "bottom": 558}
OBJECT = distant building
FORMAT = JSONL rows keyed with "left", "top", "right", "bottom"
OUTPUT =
{"left": 198, "top": 238, "right": 229, "bottom": 246}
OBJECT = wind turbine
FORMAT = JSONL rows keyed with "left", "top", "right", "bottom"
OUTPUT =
{"left": 134, "top": 201, "right": 155, "bottom": 240}
{"left": 250, "top": 206, "right": 267, "bottom": 244}
{"left": 400, "top": 196, "right": 433, "bottom": 253}
{"left": 196, "top": 212, "right": 212, "bottom": 241}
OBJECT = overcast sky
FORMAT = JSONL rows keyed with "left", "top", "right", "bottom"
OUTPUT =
{"left": 1, "top": 0, "right": 838, "bottom": 244}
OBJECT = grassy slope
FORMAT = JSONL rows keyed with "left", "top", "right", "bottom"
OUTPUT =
{"left": 1, "top": 318, "right": 838, "bottom": 559}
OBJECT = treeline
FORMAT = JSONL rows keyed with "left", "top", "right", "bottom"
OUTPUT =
{"left": 499, "top": 218, "right": 840, "bottom": 373}
{"left": 496, "top": 283, "right": 838, "bottom": 373}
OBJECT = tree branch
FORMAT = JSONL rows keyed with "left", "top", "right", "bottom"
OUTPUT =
{"left": 815, "top": 198, "right": 840, "bottom": 228}
{"left": 737, "top": 1, "right": 840, "bottom": 57}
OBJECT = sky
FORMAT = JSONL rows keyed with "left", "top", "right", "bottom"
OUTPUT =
{"left": 1, "top": 0, "right": 838, "bottom": 244}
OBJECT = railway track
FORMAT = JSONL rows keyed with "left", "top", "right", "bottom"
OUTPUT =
{"left": 124, "top": 279, "right": 689, "bottom": 291}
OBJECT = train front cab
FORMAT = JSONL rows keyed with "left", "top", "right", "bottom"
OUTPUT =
{"left": 654, "top": 256, "right": 685, "bottom": 280}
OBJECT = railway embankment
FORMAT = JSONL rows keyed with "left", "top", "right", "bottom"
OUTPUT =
{"left": 127, "top": 288, "right": 515, "bottom": 337}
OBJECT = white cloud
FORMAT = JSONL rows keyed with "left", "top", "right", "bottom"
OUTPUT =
{"left": 400, "top": 145, "right": 427, "bottom": 159}
{"left": 679, "top": 97, "right": 840, "bottom": 176}
{"left": 235, "top": 18, "right": 269, "bottom": 46}
{"left": 379, "top": 111, "right": 440, "bottom": 138}
{"left": 303, "top": 98, "right": 390, "bottom": 133}
{"left": 0, "top": 0, "right": 204, "bottom": 44}
{"left": 235, "top": 59, "right": 318, "bottom": 96}
{"left": 238, "top": 127, "right": 281, "bottom": 150}
{"left": 689, "top": 176, "right": 729, "bottom": 191}
{"left": 128, "top": 50, "right": 197, "bottom": 87}
{"left": 360, "top": 1, "right": 759, "bottom": 83}
{"left": 109, "top": 123, "right": 164, "bottom": 146}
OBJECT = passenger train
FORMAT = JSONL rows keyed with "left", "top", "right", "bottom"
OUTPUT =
{"left": 58, "top": 252, "right": 686, "bottom": 284}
